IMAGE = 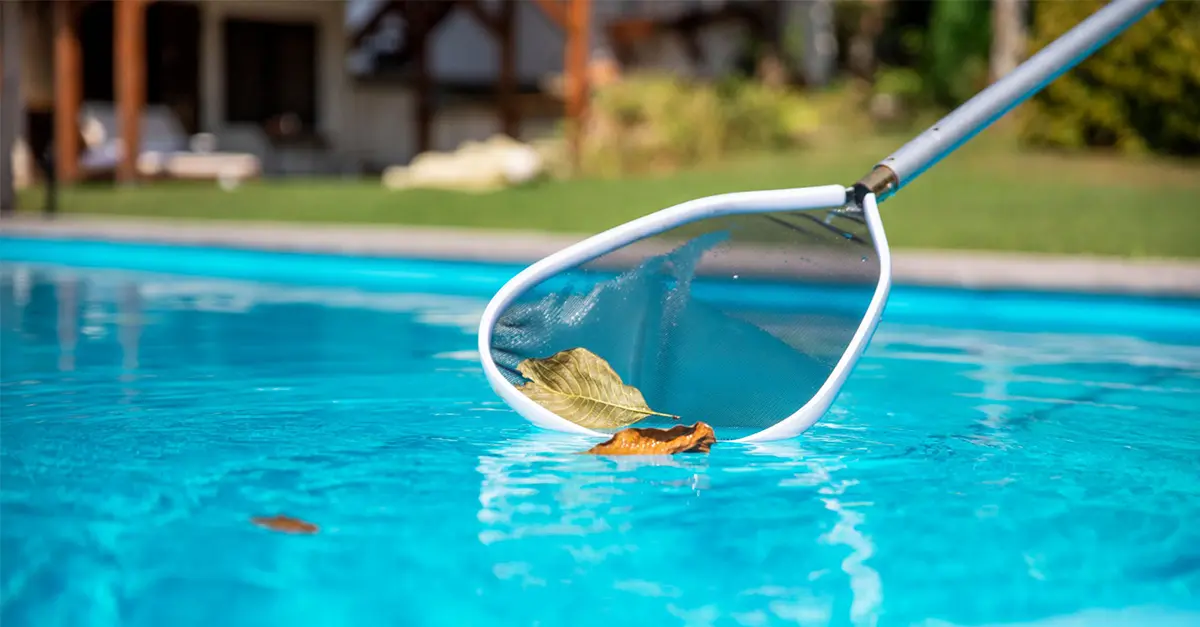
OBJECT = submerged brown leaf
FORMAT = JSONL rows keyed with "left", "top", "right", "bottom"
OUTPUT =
{"left": 584, "top": 422, "right": 717, "bottom": 456}
{"left": 251, "top": 515, "right": 319, "bottom": 534}
{"left": 516, "top": 347, "right": 678, "bottom": 429}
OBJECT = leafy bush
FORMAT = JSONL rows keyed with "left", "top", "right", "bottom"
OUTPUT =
{"left": 718, "top": 78, "right": 817, "bottom": 151}
{"left": 578, "top": 73, "right": 819, "bottom": 177}
{"left": 1019, "top": 0, "right": 1200, "bottom": 157}
{"left": 869, "top": 66, "right": 926, "bottom": 129}
{"left": 855, "top": 1, "right": 988, "bottom": 130}
{"left": 923, "top": 0, "right": 991, "bottom": 107}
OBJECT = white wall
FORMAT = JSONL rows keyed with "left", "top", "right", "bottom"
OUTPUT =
{"left": 350, "top": 0, "right": 617, "bottom": 84}
{"left": 342, "top": 84, "right": 416, "bottom": 168}
{"left": 341, "top": 0, "right": 581, "bottom": 168}
{"left": 343, "top": 84, "right": 558, "bottom": 168}
{"left": 418, "top": 0, "right": 748, "bottom": 82}
{"left": 196, "top": 0, "right": 570, "bottom": 171}
{"left": 194, "top": 0, "right": 747, "bottom": 171}
{"left": 197, "top": 0, "right": 349, "bottom": 152}
{"left": 430, "top": 0, "right": 564, "bottom": 84}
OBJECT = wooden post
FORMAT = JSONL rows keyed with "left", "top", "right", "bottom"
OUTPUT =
{"left": 457, "top": 0, "right": 519, "bottom": 140}
{"left": 1, "top": 0, "right": 24, "bottom": 214}
{"left": 115, "top": 0, "right": 146, "bottom": 185}
{"left": 53, "top": 0, "right": 81, "bottom": 184}
{"left": 848, "top": 0, "right": 885, "bottom": 84}
{"left": 530, "top": 0, "right": 564, "bottom": 29}
{"left": 412, "top": 2, "right": 433, "bottom": 155}
{"left": 564, "top": 0, "right": 590, "bottom": 169}
{"left": 497, "top": 0, "right": 518, "bottom": 138}
{"left": 990, "top": 0, "right": 1026, "bottom": 83}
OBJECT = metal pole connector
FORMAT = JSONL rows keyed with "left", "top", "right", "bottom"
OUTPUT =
{"left": 851, "top": 165, "right": 899, "bottom": 208}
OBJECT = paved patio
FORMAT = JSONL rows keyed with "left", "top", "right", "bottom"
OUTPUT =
{"left": 3, "top": 213, "right": 1199, "bottom": 297}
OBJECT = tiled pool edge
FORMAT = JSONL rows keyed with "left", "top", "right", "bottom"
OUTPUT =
{"left": 3, "top": 213, "right": 1199, "bottom": 297}
{"left": 3, "top": 230, "right": 1199, "bottom": 338}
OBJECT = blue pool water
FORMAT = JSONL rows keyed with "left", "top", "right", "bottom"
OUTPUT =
{"left": 2, "top": 239, "right": 1199, "bottom": 627}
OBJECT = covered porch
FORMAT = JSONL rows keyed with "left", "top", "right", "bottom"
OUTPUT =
{"left": 23, "top": 0, "right": 350, "bottom": 187}
{"left": 345, "top": 0, "right": 594, "bottom": 170}
{"left": 344, "top": 0, "right": 786, "bottom": 172}
{"left": 7, "top": 0, "right": 774, "bottom": 193}
{"left": 21, "top": 0, "right": 597, "bottom": 186}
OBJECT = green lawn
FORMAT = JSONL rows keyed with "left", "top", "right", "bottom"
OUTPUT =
{"left": 14, "top": 133, "right": 1200, "bottom": 258}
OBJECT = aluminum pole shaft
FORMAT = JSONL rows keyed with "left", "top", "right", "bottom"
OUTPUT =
{"left": 855, "top": 0, "right": 1162, "bottom": 202}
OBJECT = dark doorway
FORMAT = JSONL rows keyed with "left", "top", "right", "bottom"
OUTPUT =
{"left": 77, "top": 1, "right": 202, "bottom": 133}
{"left": 223, "top": 18, "right": 319, "bottom": 135}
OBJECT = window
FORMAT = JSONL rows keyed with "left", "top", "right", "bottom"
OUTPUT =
{"left": 223, "top": 18, "right": 318, "bottom": 133}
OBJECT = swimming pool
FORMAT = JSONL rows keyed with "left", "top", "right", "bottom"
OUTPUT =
{"left": 2, "top": 238, "right": 1198, "bottom": 627}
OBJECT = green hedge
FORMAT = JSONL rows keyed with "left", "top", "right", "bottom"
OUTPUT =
{"left": 578, "top": 74, "right": 819, "bottom": 177}
{"left": 924, "top": 0, "right": 991, "bottom": 107}
{"left": 1019, "top": 0, "right": 1200, "bottom": 157}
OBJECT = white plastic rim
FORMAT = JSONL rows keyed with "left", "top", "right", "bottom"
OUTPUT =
{"left": 477, "top": 185, "right": 893, "bottom": 443}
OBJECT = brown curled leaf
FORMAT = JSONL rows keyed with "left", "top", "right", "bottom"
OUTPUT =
{"left": 584, "top": 422, "right": 717, "bottom": 456}
{"left": 251, "top": 515, "right": 319, "bottom": 534}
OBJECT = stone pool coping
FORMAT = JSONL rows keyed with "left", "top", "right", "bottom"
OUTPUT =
{"left": 3, "top": 214, "right": 1199, "bottom": 297}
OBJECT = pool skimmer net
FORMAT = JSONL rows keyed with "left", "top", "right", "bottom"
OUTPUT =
{"left": 477, "top": 0, "right": 1163, "bottom": 443}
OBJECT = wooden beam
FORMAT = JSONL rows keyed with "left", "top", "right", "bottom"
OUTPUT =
{"left": 349, "top": 0, "right": 399, "bottom": 48}
{"left": 1, "top": 0, "right": 23, "bottom": 213}
{"left": 451, "top": 0, "right": 518, "bottom": 138}
{"left": 606, "top": 18, "right": 658, "bottom": 67}
{"left": 563, "top": 0, "right": 590, "bottom": 168}
{"left": 531, "top": 0, "right": 565, "bottom": 29}
{"left": 412, "top": 2, "right": 457, "bottom": 41}
{"left": 498, "top": 0, "right": 518, "bottom": 138}
{"left": 411, "top": 2, "right": 434, "bottom": 155}
{"left": 457, "top": 0, "right": 500, "bottom": 36}
{"left": 53, "top": 0, "right": 81, "bottom": 184}
{"left": 115, "top": 0, "right": 146, "bottom": 184}
{"left": 403, "top": 1, "right": 457, "bottom": 155}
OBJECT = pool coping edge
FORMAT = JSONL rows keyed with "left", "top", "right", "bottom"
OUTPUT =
{"left": 3, "top": 214, "right": 1199, "bottom": 297}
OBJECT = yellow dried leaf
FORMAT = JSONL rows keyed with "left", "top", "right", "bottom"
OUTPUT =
{"left": 516, "top": 347, "right": 678, "bottom": 430}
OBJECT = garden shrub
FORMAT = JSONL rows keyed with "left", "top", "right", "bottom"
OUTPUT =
{"left": 579, "top": 73, "right": 819, "bottom": 177}
{"left": 923, "top": 0, "right": 991, "bottom": 108}
{"left": 1019, "top": 0, "right": 1200, "bottom": 157}
{"left": 869, "top": 66, "right": 926, "bottom": 129}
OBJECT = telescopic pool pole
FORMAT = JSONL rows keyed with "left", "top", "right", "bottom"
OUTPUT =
{"left": 851, "top": 0, "right": 1163, "bottom": 207}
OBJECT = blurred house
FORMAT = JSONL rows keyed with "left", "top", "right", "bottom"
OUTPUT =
{"left": 10, "top": 0, "right": 794, "bottom": 188}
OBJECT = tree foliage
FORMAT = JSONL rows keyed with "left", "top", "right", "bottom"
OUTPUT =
{"left": 578, "top": 73, "right": 819, "bottom": 177}
{"left": 923, "top": 0, "right": 992, "bottom": 107}
{"left": 1019, "top": 0, "right": 1200, "bottom": 157}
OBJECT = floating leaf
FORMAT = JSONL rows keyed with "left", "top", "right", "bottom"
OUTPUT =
{"left": 584, "top": 422, "right": 717, "bottom": 456}
{"left": 516, "top": 347, "right": 678, "bottom": 430}
{"left": 251, "top": 515, "right": 319, "bottom": 534}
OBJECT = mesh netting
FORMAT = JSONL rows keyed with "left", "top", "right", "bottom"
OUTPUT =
{"left": 489, "top": 205, "right": 880, "bottom": 432}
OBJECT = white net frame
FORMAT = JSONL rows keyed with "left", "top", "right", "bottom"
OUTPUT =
{"left": 478, "top": 186, "right": 892, "bottom": 443}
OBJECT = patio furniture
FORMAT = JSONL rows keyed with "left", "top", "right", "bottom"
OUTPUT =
{"left": 77, "top": 101, "right": 261, "bottom": 184}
